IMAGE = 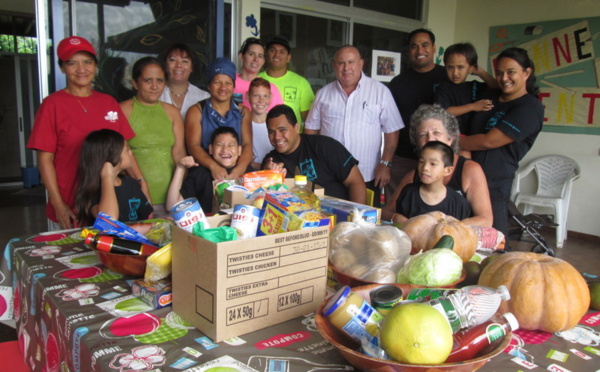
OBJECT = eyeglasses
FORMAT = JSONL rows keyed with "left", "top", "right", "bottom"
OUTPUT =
{"left": 239, "top": 37, "right": 264, "bottom": 55}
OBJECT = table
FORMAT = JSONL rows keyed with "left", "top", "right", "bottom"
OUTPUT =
{"left": 1, "top": 229, "right": 599, "bottom": 371}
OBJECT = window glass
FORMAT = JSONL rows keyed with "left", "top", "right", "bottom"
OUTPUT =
{"left": 354, "top": 0, "right": 422, "bottom": 20}
{"left": 261, "top": 8, "right": 347, "bottom": 92}
{"left": 317, "top": 0, "right": 350, "bottom": 6}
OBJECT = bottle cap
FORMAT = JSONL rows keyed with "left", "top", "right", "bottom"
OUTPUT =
{"left": 502, "top": 312, "right": 519, "bottom": 331}
{"left": 323, "top": 286, "right": 351, "bottom": 317}
{"left": 84, "top": 234, "right": 94, "bottom": 245}
{"left": 497, "top": 285, "right": 511, "bottom": 301}
{"left": 294, "top": 175, "right": 308, "bottom": 185}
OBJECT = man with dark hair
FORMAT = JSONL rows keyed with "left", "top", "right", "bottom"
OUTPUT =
{"left": 262, "top": 104, "right": 366, "bottom": 203}
{"left": 387, "top": 28, "right": 448, "bottom": 197}
{"left": 260, "top": 36, "right": 315, "bottom": 132}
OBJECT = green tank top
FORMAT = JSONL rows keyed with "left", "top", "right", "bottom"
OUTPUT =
{"left": 128, "top": 97, "right": 175, "bottom": 204}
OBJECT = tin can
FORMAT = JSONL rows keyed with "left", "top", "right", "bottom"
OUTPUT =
{"left": 170, "top": 197, "right": 209, "bottom": 232}
{"left": 370, "top": 285, "right": 403, "bottom": 316}
{"left": 230, "top": 204, "right": 260, "bottom": 239}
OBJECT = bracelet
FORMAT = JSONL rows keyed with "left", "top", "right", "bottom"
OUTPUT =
{"left": 137, "top": 177, "right": 146, "bottom": 183}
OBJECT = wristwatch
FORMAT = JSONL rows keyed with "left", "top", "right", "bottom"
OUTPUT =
{"left": 380, "top": 160, "right": 392, "bottom": 168}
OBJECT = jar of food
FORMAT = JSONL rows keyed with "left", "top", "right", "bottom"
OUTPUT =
{"left": 369, "top": 285, "right": 403, "bottom": 316}
{"left": 323, "top": 286, "right": 383, "bottom": 343}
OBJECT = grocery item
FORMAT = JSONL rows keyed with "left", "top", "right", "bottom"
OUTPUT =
{"left": 85, "top": 234, "right": 159, "bottom": 256}
{"left": 478, "top": 251, "right": 590, "bottom": 332}
{"left": 258, "top": 191, "right": 329, "bottom": 235}
{"left": 369, "top": 285, "right": 403, "bottom": 316}
{"left": 144, "top": 243, "right": 172, "bottom": 281}
{"left": 426, "top": 285, "right": 511, "bottom": 333}
{"left": 323, "top": 286, "right": 383, "bottom": 343}
{"left": 405, "top": 288, "right": 457, "bottom": 301}
{"left": 396, "top": 248, "right": 463, "bottom": 286}
{"left": 243, "top": 169, "right": 285, "bottom": 192}
{"left": 401, "top": 211, "right": 477, "bottom": 261}
{"left": 170, "top": 197, "right": 210, "bottom": 232}
{"left": 290, "top": 175, "right": 321, "bottom": 210}
{"left": 230, "top": 204, "right": 260, "bottom": 239}
{"left": 379, "top": 302, "right": 453, "bottom": 364}
{"left": 445, "top": 312, "right": 519, "bottom": 362}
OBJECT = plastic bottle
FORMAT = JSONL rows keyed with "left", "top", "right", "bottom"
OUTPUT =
{"left": 426, "top": 285, "right": 511, "bottom": 333}
{"left": 323, "top": 286, "right": 384, "bottom": 343}
{"left": 290, "top": 175, "right": 321, "bottom": 210}
{"left": 405, "top": 288, "right": 457, "bottom": 301}
{"left": 85, "top": 234, "right": 159, "bottom": 256}
{"left": 445, "top": 312, "right": 519, "bottom": 362}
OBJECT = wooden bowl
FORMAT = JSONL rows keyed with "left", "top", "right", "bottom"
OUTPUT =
{"left": 329, "top": 264, "right": 466, "bottom": 288}
{"left": 94, "top": 249, "right": 148, "bottom": 277}
{"left": 315, "top": 283, "right": 511, "bottom": 372}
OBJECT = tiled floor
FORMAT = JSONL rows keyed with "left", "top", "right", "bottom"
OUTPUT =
{"left": 0, "top": 185, "right": 598, "bottom": 343}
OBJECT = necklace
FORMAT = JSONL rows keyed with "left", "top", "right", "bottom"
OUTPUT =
{"left": 76, "top": 95, "right": 93, "bottom": 113}
{"left": 169, "top": 84, "right": 189, "bottom": 98}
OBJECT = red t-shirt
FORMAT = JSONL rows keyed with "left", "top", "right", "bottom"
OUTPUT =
{"left": 27, "top": 90, "right": 135, "bottom": 222}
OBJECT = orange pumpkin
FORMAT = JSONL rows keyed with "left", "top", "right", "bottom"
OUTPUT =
{"left": 401, "top": 211, "right": 477, "bottom": 262}
{"left": 478, "top": 252, "right": 590, "bottom": 332}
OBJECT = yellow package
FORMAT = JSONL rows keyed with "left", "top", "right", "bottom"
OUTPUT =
{"left": 243, "top": 170, "right": 285, "bottom": 192}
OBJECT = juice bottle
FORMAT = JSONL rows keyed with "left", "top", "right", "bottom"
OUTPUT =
{"left": 323, "top": 286, "right": 384, "bottom": 343}
{"left": 290, "top": 175, "right": 321, "bottom": 210}
{"left": 85, "top": 234, "right": 159, "bottom": 256}
{"left": 445, "top": 312, "right": 519, "bottom": 362}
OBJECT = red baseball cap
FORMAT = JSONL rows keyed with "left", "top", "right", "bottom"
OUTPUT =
{"left": 57, "top": 36, "right": 96, "bottom": 61}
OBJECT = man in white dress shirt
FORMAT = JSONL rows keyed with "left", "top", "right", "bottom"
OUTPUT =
{"left": 304, "top": 45, "right": 404, "bottom": 205}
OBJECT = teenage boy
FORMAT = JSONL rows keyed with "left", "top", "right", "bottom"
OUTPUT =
{"left": 390, "top": 141, "right": 472, "bottom": 225}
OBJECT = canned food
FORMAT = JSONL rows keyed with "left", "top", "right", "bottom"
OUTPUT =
{"left": 370, "top": 285, "right": 403, "bottom": 316}
{"left": 230, "top": 204, "right": 260, "bottom": 239}
{"left": 170, "top": 197, "right": 210, "bottom": 233}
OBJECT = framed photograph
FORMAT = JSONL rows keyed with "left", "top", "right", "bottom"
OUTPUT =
{"left": 371, "top": 50, "right": 401, "bottom": 82}
{"left": 275, "top": 11, "right": 296, "bottom": 48}
{"left": 326, "top": 20, "right": 344, "bottom": 47}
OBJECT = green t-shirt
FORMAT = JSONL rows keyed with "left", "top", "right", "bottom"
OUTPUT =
{"left": 259, "top": 70, "right": 315, "bottom": 132}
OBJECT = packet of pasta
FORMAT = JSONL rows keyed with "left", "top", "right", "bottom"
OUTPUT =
{"left": 242, "top": 170, "right": 285, "bottom": 192}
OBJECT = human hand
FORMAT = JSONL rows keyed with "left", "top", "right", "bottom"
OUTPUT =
{"left": 374, "top": 163, "right": 391, "bottom": 188}
{"left": 178, "top": 156, "right": 198, "bottom": 169}
{"left": 54, "top": 201, "right": 76, "bottom": 229}
{"left": 100, "top": 162, "right": 118, "bottom": 180}
{"left": 209, "top": 162, "right": 229, "bottom": 181}
{"left": 263, "top": 158, "right": 287, "bottom": 177}
{"left": 473, "top": 99, "right": 493, "bottom": 112}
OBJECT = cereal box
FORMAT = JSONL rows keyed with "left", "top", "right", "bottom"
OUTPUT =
{"left": 257, "top": 191, "right": 330, "bottom": 235}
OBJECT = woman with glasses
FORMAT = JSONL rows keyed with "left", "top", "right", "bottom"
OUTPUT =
{"left": 233, "top": 37, "right": 284, "bottom": 111}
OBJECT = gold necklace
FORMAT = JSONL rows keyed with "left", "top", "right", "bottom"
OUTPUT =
{"left": 169, "top": 83, "right": 189, "bottom": 98}
{"left": 76, "top": 95, "right": 93, "bottom": 113}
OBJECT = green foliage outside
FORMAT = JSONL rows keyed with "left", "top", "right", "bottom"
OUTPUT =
{"left": 0, "top": 35, "right": 37, "bottom": 54}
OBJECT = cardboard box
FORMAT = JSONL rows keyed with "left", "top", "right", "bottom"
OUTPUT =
{"left": 320, "top": 196, "right": 381, "bottom": 225}
{"left": 222, "top": 179, "right": 324, "bottom": 209}
{"left": 172, "top": 215, "right": 330, "bottom": 342}
{"left": 130, "top": 279, "right": 172, "bottom": 309}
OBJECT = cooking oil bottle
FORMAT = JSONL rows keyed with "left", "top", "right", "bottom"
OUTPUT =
{"left": 290, "top": 175, "right": 321, "bottom": 210}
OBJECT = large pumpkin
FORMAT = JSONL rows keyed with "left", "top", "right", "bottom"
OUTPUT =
{"left": 478, "top": 252, "right": 590, "bottom": 333}
{"left": 401, "top": 211, "right": 477, "bottom": 262}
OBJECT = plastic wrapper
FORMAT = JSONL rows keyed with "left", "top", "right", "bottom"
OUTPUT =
{"left": 242, "top": 169, "right": 285, "bottom": 192}
{"left": 144, "top": 243, "right": 172, "bottom": 282}
{"left": 329, "top": 209, "right": 412, "bottom": 283}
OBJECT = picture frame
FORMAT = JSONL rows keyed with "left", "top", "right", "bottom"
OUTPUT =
{"left": 275, "top": 11, "right": 297, "bottom": 48}
{"left": 326, "top": 20, "right": 344, "bottom": 47}
{"left": 371, "top": 50, "right": 401, "bottom": 82}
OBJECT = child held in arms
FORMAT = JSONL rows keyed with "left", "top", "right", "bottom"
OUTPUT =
{"left": 391, "top": 141, "right": 472, "bottom": 224}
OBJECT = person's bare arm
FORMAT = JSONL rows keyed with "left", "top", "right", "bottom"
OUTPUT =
{"left": 459, "top": 128, "right": 514, "bottom": 151}
{"left": 374, "top": 130, "right": 399, "bottom": 188}
{"left": 473, "top": 65, "right": 500, "bottom": 89}
{"left": 93, "top": 162, "right": 120, "bottom": 220}
{"left": 304, "top": 129, "right": 319, "bottom": 135}
{"left": 382, "top": 170, "right": 414, "bottom": 221}
{"left": 166, "top": 156, "right": 198, "bottom": 211}
{"left": 460, "top": 161, "right": 493, "bottom": 226}
{"left": 229, "top": 106, "right": 253, "bottom": 179}
{"left": 447, "top": 100, "right": 493, "bottom": 117}
{"left": 343, "top": 165, "right": 367, "bottom": 204}
{"left": 165, "top": 103, "right": 186, "bottom": 163}
{"left": 37, "top": 151, "right": 76, "bottom": 229}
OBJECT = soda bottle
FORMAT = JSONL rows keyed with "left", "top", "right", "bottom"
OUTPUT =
{"left": 290, "top": 175, "right": 321, "bottom": 210}
{"left": 85, "top": 234, "right": 159, "bottom": 256}
{"left": 445, "top": 312, "right": 519, "bottom": 362}
{"left": 427, "top": 285, "right": 511, "bottom": 333}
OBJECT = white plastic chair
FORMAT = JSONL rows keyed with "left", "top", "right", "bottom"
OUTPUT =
{"left": 511, "top": 155, "right": 581, "bottom": 249}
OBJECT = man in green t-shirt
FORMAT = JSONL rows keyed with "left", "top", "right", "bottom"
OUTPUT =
{"left": 260, "top": 36, "right": 315, "bottom": 132}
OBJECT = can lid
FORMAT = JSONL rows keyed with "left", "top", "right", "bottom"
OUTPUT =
{"left": 370, "top": 285, "right": 403, "bottom": 303}
{"left": 502, "top": 312, "right": 519, "bottom": 331}
{"left": 323, "top": 286, "right": 351, "bottom": 317}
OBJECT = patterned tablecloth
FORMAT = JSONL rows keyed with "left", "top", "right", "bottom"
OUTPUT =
{"left": 1, "top": 228, "right": 599, "bottom": 372}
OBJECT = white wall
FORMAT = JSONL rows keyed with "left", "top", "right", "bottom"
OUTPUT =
{"left": 426, "top": 0, "right": 599, "bottom": 236}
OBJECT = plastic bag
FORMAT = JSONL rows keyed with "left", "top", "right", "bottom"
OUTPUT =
{"left": 329, "top": 208, "right": 412, "bottom": 283}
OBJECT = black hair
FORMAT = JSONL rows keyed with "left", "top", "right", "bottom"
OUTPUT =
{"left": 409, "top": 28, "right": 436, "bottom": 45}
{"left": 58, "top": 52, "right": 97, "bottom": 67}
{"left": 266, "top": 104, "right": 297, "bottom": 126}
{"left": 132, "top": 56, "right": 165, "bottom": 82}
{"left": 239, "top": 37, "right": 265, "bottom": 55}
{"left": 444, "top": 42, "right": 478, "bottom": 67}
{"left": 161, "top": 43, "right": 195, "bottom": 69}
{"left": 211, "top": 126, "right": 240, "bottom": 145}
{"left": 421, "top": 140, "right": 454, "bottom": 167}
{"left": 497, "top": 47, "right": 539, "bottom": 97}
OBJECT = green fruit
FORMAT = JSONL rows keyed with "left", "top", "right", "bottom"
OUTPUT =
{"left": 480, "top": 254, "right": 503, "bottom": 271}
{"left": 590, "top": 283, "right": 600, "bottom": 310}
{"left": 380, "top": 303, "right": 453, "bottom": 364}
{"left": 433, "top": 235, "right": 454, "bottom": 250}
{"left": 461, "top": 261, "right": 482, "bottom": 287}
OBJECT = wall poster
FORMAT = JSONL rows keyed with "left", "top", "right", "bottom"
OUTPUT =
{"left": 490, "top": 17, "right": 600, "bottom": 135}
